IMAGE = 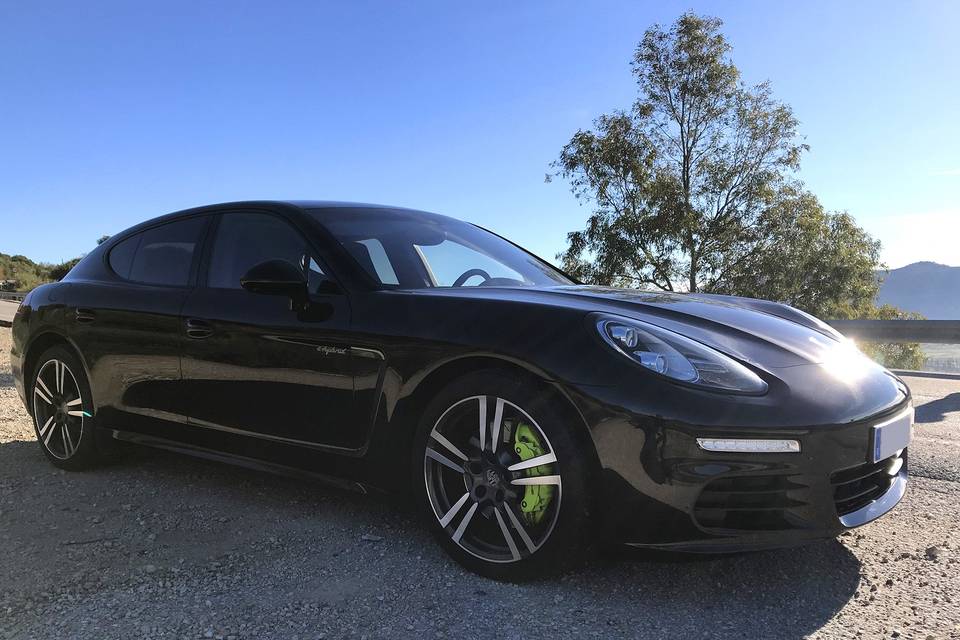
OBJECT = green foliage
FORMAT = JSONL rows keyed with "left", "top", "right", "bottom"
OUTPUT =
{"left": 0, "top": 234, "right": 106, "bottom": 290}
{"left": 856, "top": 305, "right": 926, "bottom": 371}
{"left": 709, "top": 187, "right": 882, "bottom": 320}
{"left": 551, "top": 12, "right": 924, "bottom": 371}
{"left": 0, "top": 253, "right": 54, "bottom": 291}
{"left": 554, "top": 12, "right": 806, "bottom": 293}
{"left": 48, "top": 257, "right": 82, "bottom": 282}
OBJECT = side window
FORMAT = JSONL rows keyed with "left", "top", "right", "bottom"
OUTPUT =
{"left": 208, "top": 213, "right": 317, "bottom": 290}
{"left": 108, "top": 234, "right": 140, "bottom": 279}
{"left": 126, "top": 217, "right": 206, "bottom": 286}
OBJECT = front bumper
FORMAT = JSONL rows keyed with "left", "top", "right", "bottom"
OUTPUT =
{"left": 583, "top": 394, "right": 911, "bottom": 551}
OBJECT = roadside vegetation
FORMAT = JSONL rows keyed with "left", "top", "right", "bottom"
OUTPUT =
{"left": 0, "top": 235, "right": 107, "bottom": 293}
{"left": 550, "top": 13, "right": 923, "bottom": 369}
{"left": 0, "top": 253, "right": 58, "bottom": 292}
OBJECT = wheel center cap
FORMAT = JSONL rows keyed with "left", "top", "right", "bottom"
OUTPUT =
{"left": 485, "top": 468, "right": 500, "bottom": 486}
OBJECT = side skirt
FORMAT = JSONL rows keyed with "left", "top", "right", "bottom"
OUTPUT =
{"left": 108, "top": 428, "right": 371, "bottom": 495}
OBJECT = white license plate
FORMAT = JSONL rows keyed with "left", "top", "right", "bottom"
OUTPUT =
{"left": 871, "top": 406, "right": 913, "bottom": 463}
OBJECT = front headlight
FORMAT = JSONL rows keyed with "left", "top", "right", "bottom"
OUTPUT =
{"left": 594, "top": 314, "right": 768, "bottom": 395}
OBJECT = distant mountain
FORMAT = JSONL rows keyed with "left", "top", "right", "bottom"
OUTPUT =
{"left": 877, "top": 261, "right": 960, "bottom": 319}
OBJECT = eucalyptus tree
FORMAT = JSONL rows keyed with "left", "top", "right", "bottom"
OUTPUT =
{"left": 553, "top": 13, "right": 807, "bottom": 294}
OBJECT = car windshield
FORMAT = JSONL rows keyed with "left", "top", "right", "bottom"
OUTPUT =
{"left": 309, "top": 207, "right": 573, "bottom": 289}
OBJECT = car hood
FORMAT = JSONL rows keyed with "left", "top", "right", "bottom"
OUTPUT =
{"left": 551, "top": 286, "right": 849, "bottom": 368}
{"left": 417, "top": 285, "right": 878, "bottom": 371}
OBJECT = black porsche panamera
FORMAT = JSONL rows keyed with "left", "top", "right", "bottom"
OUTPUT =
{"left": 10, "top": 201, "right": 912, "bottom": 579}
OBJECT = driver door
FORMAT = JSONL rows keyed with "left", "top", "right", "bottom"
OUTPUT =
{"left": 178, "top": 210, "right": 360, "bottom": 449}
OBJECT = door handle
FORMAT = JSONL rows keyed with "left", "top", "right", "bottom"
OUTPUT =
{"left": 75, "top": 308, "right": 95, "bottom": 323}
{"left": 185, "top": 318, "right": 214, "bottom": 339}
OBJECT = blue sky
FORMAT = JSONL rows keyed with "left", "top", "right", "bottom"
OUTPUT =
{"left": 2, "top": 0, "right": 958, "bottom": 268}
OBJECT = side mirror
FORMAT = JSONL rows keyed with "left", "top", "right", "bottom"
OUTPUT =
{"left": 240, "top": 260, "right": 307, "bottom": 304}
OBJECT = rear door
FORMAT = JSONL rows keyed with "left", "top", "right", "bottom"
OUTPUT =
{"left": 65, "top": 215, "right": 210, "bottom": 430}
{"left": 179, "top": 210, "right": 360, "bottom": 449}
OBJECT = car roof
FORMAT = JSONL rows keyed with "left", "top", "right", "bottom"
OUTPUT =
{"left": 109, "top": 200, "right": 433, "bottom": 240}
{"left": 184, "top": 200, "right": 424, "bottom": 214}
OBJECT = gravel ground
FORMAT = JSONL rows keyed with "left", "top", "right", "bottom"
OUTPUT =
{"left": 1, "top": 327, "right": 958, "bottom": 639}
{"left": 0, "top": 301, "right": 16, "bottom": 327}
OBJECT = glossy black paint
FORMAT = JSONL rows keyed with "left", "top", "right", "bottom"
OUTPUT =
{"left": 10, "top": 200, "right": 910, "bottom": 550}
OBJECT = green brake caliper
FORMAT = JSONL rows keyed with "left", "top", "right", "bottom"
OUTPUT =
{"left": 513, "top": 423, "right": 555, "bottom": 526}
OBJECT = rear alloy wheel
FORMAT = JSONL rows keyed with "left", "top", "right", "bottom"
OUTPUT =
{"left": 30, "top": 346, "right": 103, "bottom": 469}
{"left": 415, "top": 372, "right": 591, "bottom": 579}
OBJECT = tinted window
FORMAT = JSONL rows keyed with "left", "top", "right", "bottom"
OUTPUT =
{"left": 127, "top": 217, "right": 206, "bottom": 286}
{"left": 108, "top": 234, "right": 140, "bottom": 279}
{"left": 208, "top": 213, "right": 320, "bottom": 290}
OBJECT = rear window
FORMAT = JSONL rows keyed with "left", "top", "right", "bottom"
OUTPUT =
{"left": 110, "top": 217, "right": 207, "bottom": 286}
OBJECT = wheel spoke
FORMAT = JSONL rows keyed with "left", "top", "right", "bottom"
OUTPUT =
{"left": 494, "top": 506, "right": 521, "bottom": 561}
{"left": 64, "top": 425, "right": 76, "bottom": 456}
{"left": 425, "top": 448, "right": 465, "bottom": 474}
{"left": 439, "top": 492, "right": 470, "bottom": 527}
{"left": 510, "top": 475, "right": 561, "bottom": 486}
{"left": 429, "top": 430, "right": 467, "bottom": 462}
{"left": 56, "top": 361, "right": 65, "bottom": 394}
{"left": 38, "top": 416, "right": 55, "bottom": 438}
{"left": 60, "top": 424, "right": 72, "bottom": 456}
{"left": 451, "top": 501, "right": 478, "bottom": 543}
{"left": 490, "top": 398, "right": 504, "bottom": 453}
{"left": 34, "top": 386, "right": 53, "bottom": 405}
{"left": 507, "top": 452, "right": 558, "bottom": 472}
{"left": 478, "top": 396, "right": 487, "bottom": 451}
{"left": 43, "top": 420, "right": 59, "bottom": 447}
{"left": 36, "top": 376, "right": 54, "bottom": 401}
{"left": 66, "top": 410, "right": 86, "bottom": 418}
{"left": 65, "top": 398, "right": 83, "bottom": 408}
{"left": 503, "top": 503, "right": 537, "bottom": 554}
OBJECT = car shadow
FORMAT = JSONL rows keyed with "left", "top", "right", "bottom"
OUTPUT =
{"left": 0, "top": 436, "right": 862, "bottom": 639}
{"left": 915, "top": 391, "right": 960, "bottom": 424}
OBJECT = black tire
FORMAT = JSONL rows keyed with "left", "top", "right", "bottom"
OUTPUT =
{"left": 412, "top": 369, "right": 593, "bottom": 580}
{"left": 28, "top": 345, "right": 105, "bottom": 470}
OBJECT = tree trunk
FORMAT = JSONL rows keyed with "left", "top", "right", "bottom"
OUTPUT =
{"left": 687, "top": 234, "right": 698, "bottom": 293}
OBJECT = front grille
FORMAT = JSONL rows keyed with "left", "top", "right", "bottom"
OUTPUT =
{"left": 831, "top": 452, "right": 904, "bottom": 516}
{"left": 694, "top": 474, "right": 808, "bottom": 531}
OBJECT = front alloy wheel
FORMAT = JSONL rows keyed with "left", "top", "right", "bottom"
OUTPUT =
{"left": 415, "top": 372, "right": 591, "bottom": 579}
{"left": 424, "top": 395, "right": 562, "bottom": 563}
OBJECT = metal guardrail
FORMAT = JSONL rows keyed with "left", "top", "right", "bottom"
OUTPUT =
{"left": 828, "top": 320, "right": 960, "bottom": 344}
{"left": 0, "top": 291, "right": 25, "bottom": 302}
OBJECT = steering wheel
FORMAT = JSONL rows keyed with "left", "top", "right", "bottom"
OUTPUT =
{"left": 452, "top": 268, "right": 491, "bottom": 287}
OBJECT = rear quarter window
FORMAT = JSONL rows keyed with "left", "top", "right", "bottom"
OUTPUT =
{"left": 108, "top": 234, "right": 140, "bottom": 279}
{"left": 109, "top": 217, "right": 207, "bottom": 286}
